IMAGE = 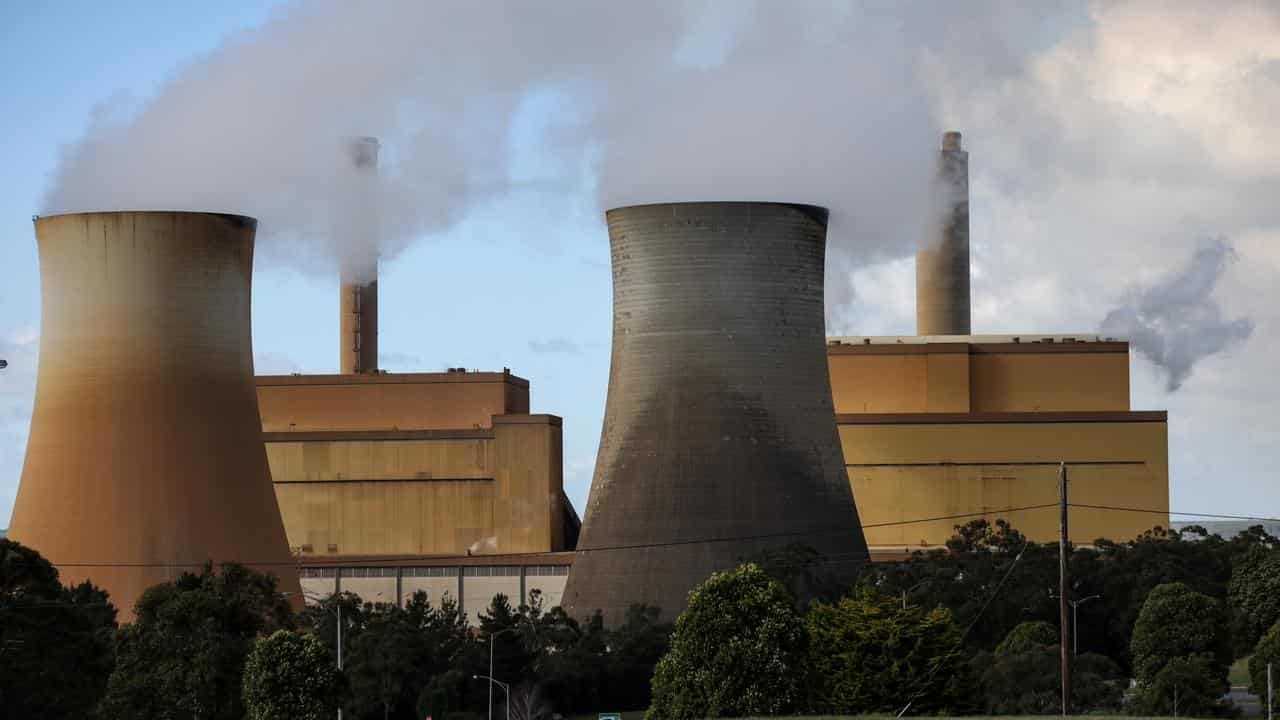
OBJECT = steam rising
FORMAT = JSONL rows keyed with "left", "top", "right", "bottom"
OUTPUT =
{"left": 39, "top": 1, "right": 1032, "bottom": 294}
{"left": 1100, "top": 239, "right": 1253, "bottom": 391}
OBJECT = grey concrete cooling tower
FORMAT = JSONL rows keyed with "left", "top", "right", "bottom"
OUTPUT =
{"left": 562, "top": 201, "right": 869, "bottom": 623}
{"left": 916, "top": 131, "right": 971, "bottom": 335}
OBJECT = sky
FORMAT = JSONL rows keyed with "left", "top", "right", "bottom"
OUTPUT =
{"left": 1, "top": 0, "right": 1278, "bottom": 528}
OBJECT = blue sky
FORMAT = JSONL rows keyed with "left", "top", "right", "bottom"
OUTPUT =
{"left": 0, "top": 1, "right": 615, "bottom": 522}
{"left": 3, "top": 1, "right": 1279, "bottom": 529}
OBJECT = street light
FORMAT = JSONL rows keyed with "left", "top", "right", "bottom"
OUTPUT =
{"left": 1050, "top": 590, "right": 1101, "bottom": 655}
{"left": 282, "top": 588, "right": 381, "bottom": 720}
{"left": 901, "top": 579, "right": 931, "bottom": 610}
{"left": 482, "top": 627, "right": 520, "bottom": 720}
{"left": 474, "top": 674, "right": 510, "bottom": 720}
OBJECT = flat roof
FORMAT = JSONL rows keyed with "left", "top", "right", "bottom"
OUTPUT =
{"left": 256, "top": 370, "right": 529, "bottom": 388}
{"left": 827, "top": 334, "right": 1129, "bottom": 355}
{"left": 837, "top": 411, "right": 1167, "bottom": 425}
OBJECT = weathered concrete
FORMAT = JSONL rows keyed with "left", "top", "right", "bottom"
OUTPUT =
{"left": 8, "top": 211, "right": 300, "bottom": 618}
{"left": 563, "top": 201, "right": 869, "bottom": 624}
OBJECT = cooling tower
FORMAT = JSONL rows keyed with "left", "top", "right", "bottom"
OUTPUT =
{"left": 8, "top": 211, "right": 301, "bottom": 617}
{"left": 563, "top": 202, "right": 869, "bottom": 623}
{"left": 916, "top": 131, "right": 971, "bottom": 335}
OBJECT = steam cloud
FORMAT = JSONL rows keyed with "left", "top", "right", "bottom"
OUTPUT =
{"left": 1100, "top": 239, "right": 1253, "bottom": 391}
{"left": 41, "top": 1, "right": 1048, "bottom": 297}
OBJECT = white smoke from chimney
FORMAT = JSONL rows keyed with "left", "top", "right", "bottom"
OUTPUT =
{"left": 1100, "top": 238, "right": 1254, "bottom": 391}
{"left": 40, "top": 1, "right": 1051, "bottom": 299}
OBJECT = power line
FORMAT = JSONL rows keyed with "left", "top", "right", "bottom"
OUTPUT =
{"left": 1069, "top": 503, "right": 1280, "bottom": 524}
{"left": 18, "top": 503, "right": 1060, "bottom": 569}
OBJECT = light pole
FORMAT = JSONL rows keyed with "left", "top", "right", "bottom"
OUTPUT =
{"left": 901, "top": 579, "right": 931, "bottom": 610}
{"left": 283, "top": 589, "right": 381, "bottom": 720}
{"left": 483, "top": 627, "right": 520, "bottom": 720}
{"left": 474, "top": 674, "right": 510, "bottom": 720}
{"left": 1049, "top": 590, "right": 1100, "bottom": 655}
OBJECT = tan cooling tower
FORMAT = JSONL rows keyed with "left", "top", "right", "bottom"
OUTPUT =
{"left": 916, "top": 131, "right": 971, "bottom": 335}
{"left": 8, "top": 211, "right": 301, "bottom": 618}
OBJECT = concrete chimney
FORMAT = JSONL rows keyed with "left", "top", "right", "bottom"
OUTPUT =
{"left": 340, "top": 137, "right": 379, "bottom": 374}
{"left": 916, "top": 131, "right": 970, "bottom": 336}
{"left": 8, "top": 211, "right": 301, "bottom": 618}
{"left": 563, "top": 201, "right": 869, "bottom": 624}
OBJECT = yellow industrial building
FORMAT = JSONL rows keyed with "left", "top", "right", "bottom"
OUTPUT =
{"left": 826, "top": 335, "right": 1169, "bottom": 548}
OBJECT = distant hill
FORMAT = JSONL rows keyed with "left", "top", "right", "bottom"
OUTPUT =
{"left": 1172, "top": 520, "right": 1280, "bottom": 539}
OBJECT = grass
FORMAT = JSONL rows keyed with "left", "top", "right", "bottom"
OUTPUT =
{"left": 1231, "top": 654, "right": 1253, "bottom": 687}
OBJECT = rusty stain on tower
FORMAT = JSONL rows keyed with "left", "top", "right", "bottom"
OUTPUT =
{"left": 563, "top": 201, "right": 869, "bottom": 624}
{"left": 7, "top": 211, "right": 301, "bottom": 618}
{"left": 916, "top": 131, "right": 971, "bottom": 336}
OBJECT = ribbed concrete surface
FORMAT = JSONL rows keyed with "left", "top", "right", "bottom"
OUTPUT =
{"left": 8, "top": 212, "right": 301, "bottom": 618}
{"left": 916, "top": 137, "right": 971, "bottom": 335}
{"left": 563, "top": 202, "right": 868, "bottom": 623}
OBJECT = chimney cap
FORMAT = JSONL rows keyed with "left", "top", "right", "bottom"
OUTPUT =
{"left": 942, "top": 131, "right": 962, "bottom": 151}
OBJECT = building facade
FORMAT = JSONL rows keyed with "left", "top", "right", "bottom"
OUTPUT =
{"left": 827, "top": 334, "right": 1169, "bottom": 547}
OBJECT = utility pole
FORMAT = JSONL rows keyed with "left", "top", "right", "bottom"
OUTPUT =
{"left": 1059, "top": 462, "right": 1071, "bottom": 717}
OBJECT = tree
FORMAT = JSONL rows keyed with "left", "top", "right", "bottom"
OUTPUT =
{"left": 243, "top": 630, "right": 345, "bottom": 720}
{"left": 1250, "top": 622, "right": 1280, "bottom": 716}
{"left": 805, "top": 588, "right": 976, "bottom": 715}
{"left": 979, "top": 621, "right": 1123, "bottom": 715}
{"left": 1129, "top": 582, "right": 1233, "bottom": 716}
{"left": 0, "top": 538, "right": 118, "bottom": 719}
{"left": 1230, "top": 545, "right": 1280, "bottom": 649}
{"left": 1128, "top": 655, "right": 1234, "bottom": 717}
{"left": 99, "top": 562, "right": 294, "bottom": 720}
{"left": 344, "top": 591, "right": 469, "bottom": 720}
{"left": 647, "top": 563, "right": 807, "bottom": 720}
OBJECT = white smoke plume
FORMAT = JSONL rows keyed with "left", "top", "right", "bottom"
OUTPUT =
{"left": 1100, "top": 239, "right": 1253, "bottom": 391}
{"left": 40, "top": 1, "right": 1055, "bottom": 293}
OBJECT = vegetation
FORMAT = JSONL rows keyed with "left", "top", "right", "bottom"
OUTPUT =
{"left": 977, "top": 622, "right": 1123, "bottom": 715}
{"left": 0, "top": 538, "right": 117, "bottom": 720}
{"left": 648, "top": 563, "right": 808, "bottom": 720}
{"left": 243, "top": 630, "right": 345, "bottom": 720}
{"left": 99, "top": 562, "right": 294, "bottom": 720}
{"left": 11, "top": 514, "right": 1280, "bottom": 718}
{"left": 1128, "top": 583, "right": 1233, "bottom": 716}
{"left": 806, "top": 589, "right": 976, "bottom": 715}
{"left": 1250, "top": 623, "right": 1280, "bottom": 715}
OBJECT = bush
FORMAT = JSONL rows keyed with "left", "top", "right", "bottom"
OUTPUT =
{"left": 806, "top": 588, "right": 976, "bottom": 715}
{"left": 243, "top": 630, "right": 345, "bottom": 720}
{"left": 647, "top": 563, "right": 807, "bottom": 720}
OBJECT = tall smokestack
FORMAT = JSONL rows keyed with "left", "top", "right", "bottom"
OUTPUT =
{"left": 8, "top": 211, "right": 301, "bottom": 618}
{"left": 340, "top": 136, "right": 379, "bottom": 374}
{"left": 563, "top": 202, "right": 869, "bottom": 624}
{"left": 916, "top": 130, "right": 970, "bottom": 335}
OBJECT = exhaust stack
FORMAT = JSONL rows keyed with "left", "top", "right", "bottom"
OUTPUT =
{"left": 563, "top": 201, "right": 869, "bottom": 624}
{"left": 340, "top": 136, "right": 379, "bottom": 374}
{"left": 8, "top": 211, "right": 301, "bottom": 618}
{"left": 916, "top": 131, "right": 971, "bottom": 336}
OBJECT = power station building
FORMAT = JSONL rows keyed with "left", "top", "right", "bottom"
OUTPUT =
{"left": 829, "top": 132, "right": 1168, "bottom": 550}
{"left": 8, "top": 133, "right": 1169, "bottom": 624}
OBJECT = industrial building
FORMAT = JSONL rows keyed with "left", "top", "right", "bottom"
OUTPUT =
{"left": 828, "top": 132, "right": 1169, "bottom": 549}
